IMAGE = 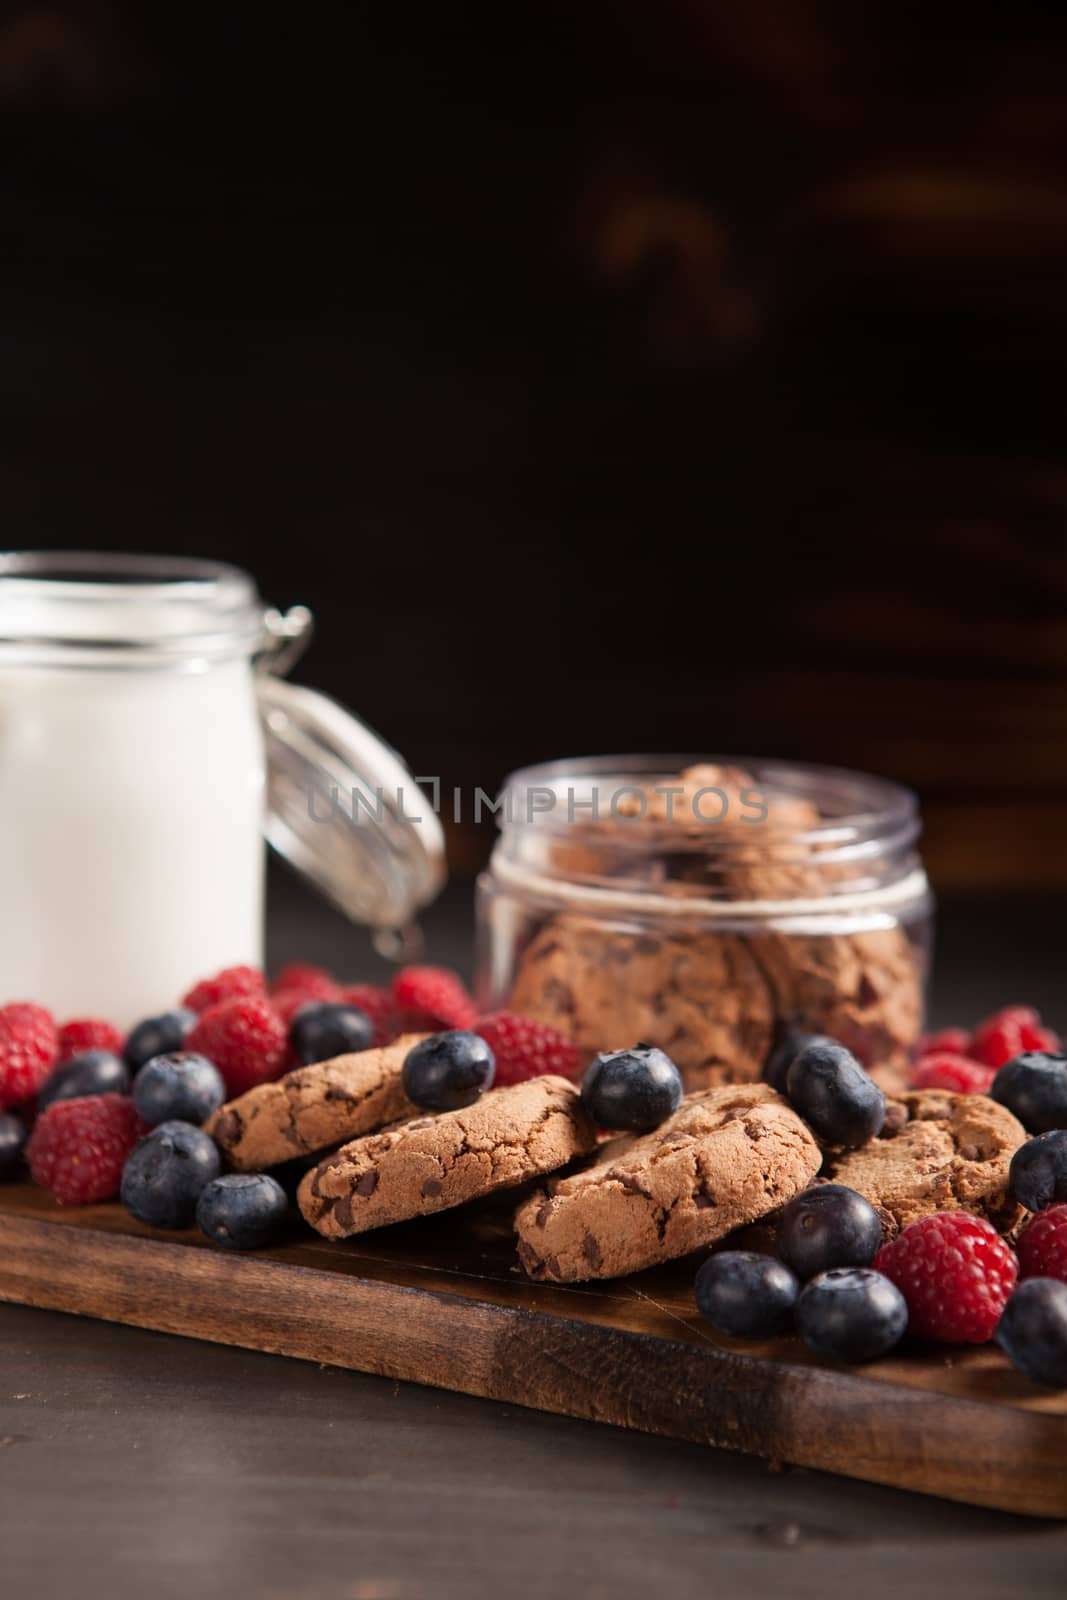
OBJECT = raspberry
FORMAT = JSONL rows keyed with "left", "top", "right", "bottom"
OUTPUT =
{"left": 58, "top": 1017, "right": 125, "bottom": 1062}
{"left": 269, "top": 963, "right": 342, "bottom": 1003}
{"left": 341, "top": 984, "right": 399, "bottom": 1047}
{"left": 971, "top": 1006, "right": 1061, "bottom": 1070}
{"left": 390, "top": 966, "right": 476, "bottom": 1031}
{"left": 916, "top": 1027, "right": 971, "bottom": 1058}
{"left": 27, "top": 1093, "right": 142, "bottom": 1204}
{"left": 1017, "top": 1205, "right": 1067, "bottom": 1285}
{"left": 473, "top": 1011, "right": 580, "bottom": 1086}
{"left": 1023, "top": 1022, "right": 1060, "bottom": 1053}
{"left": 875, "top": 1212, "right": 1018, "bottom": 1343}
{"left": 270, "top": 988, "right": 318, "bottom": 1029}
{"left": 186, "top": 997, "right": 287, "bottom": 1095}
{"left": 910, "top": 1052, "right": 996, "bottom": 1095}
{"left": 0, "top": 1003, "right": 58, "bottom": 1109}
{"left": 182, "top": 964, "right": 266, "bottom": 1014}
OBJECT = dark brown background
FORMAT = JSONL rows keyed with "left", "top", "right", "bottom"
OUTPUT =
{"left": 3, "top": 2, "right": 1067, "bottom": 888}
{"left": 2, "top": 16, "right": 1067, "bottom": 1584}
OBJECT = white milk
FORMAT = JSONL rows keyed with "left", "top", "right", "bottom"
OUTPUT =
{"left": 0, "top": 560, "right": 268, "bottom": 1025}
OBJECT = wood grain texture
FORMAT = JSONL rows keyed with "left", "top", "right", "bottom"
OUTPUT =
{"left": 0, "top": 1181, "right": 1064, "bottom": 1518}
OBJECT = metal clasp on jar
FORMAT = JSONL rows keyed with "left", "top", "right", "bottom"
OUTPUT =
{"left": 257, "top": 604, "right": 314, "bottom": 678}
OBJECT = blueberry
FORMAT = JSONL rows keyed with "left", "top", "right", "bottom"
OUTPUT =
{"left": 777, "top": 1184, "right": 883, "bottom": 1280}
{"left": 121, "top": 1121, "right": 221, "bottom": 1229}
{"left": 581, "top": 1045, "right": 683, "bottom": 1133}
{"left": 196, "top": 1173, "right": 288, "bottom": 1250}
{"left": 795, "top": 1268, "right": 908, "bottom": 1363}
{"left": 992, "top": 1052, "right": 1067, "bottom": 1135}
{"left": 402, "top": 1031, "right": 495, "bottom": 1111}
{"left": 763, "top": 1029, "right": 822, "bottom": 1094}
{"left": 125, "top": 1008, "right": 197, "bottom": 1073}
{"left": 1008, "top": 1130, "right": 1067, "bottom": 1213}
{"left": 132, "top": 1053, "right": 226, "bottom": 1126}
{"left": 0, "top": 1112, "right": 27, "bottom": 1179}
{"left": 37, "top": 1050, "right": 129, "bottom": 1112}
{"left": 290, "top": 1002, "right": 373, "bottom": 1066}
{"left": 786, "top": 1039, "right": 885, "bottom": 1148}
{"left": 694, "top": 1250, "right": 800, "bottom": 1339}
{"left": 996, "top": 1278, "right": 1067, "bottom": 1387}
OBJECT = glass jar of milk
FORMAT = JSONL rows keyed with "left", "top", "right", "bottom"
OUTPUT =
{"left": 0, "top": 552, "right": 444, "bottom": 1025}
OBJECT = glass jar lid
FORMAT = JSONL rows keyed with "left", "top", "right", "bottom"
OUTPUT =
{"left": 0, "top": 550, "right": 447, "bottom": 938}
{"left": 258, "top": 676, "right": 446, "bottom": 939}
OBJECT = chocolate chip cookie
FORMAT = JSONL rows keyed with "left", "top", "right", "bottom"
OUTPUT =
{"left": 206, "top": 1035, "right": 425, "bottom": 1172}
{"left": 514, "top": 1082, "right": 822, "bottom": 1282}
{"left": 822, "top": 1089, "right": 1027, "bottom": 1236}
{"left": 748, "top": 926, "right": 922, "bottom": 1092}
{"left": 298, "top": 1075, "right": 596, "bottom": 1239}
{"left": 507, "top": 917, "right": 779, "bottom": 1089}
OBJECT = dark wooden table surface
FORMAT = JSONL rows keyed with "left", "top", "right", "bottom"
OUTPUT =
{"left": 3, "top": 873, "right": 1066, "bottom": 1600}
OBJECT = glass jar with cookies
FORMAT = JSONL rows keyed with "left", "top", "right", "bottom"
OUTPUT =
{"left": 475, "top": 756, "right": 933, "bottom": 1094}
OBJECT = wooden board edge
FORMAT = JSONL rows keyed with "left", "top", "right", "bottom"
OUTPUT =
{"left": 1, "top": 1209, "right": 1064, "bottom": 1519}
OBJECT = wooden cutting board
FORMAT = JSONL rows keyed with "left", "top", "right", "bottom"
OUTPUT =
{"left": 1, "top": 1180, "right": 1064, "bottom": 1518}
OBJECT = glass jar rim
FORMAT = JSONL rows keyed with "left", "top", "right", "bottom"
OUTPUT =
{"left": 494, "top": 752, "right": 918, "bottom": 853}
{"left": 488, "top": 753, "right": 928, "bottom": 925}
{"left": 0, "top": 550, "right": 292, "bottom": 666}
